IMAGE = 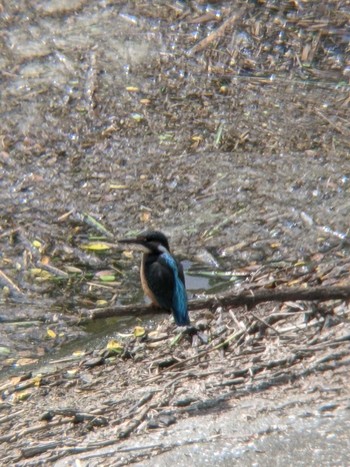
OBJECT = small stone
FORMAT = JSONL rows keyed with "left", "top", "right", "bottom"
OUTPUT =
{"left": 318, "top": 403, "right": 339, "bottom": 413}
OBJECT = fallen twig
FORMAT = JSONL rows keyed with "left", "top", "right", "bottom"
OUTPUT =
{"left": 68, "top": 285, "right": 350, "bottom": 326}
{"left": 117, "top": 403, "right": 153, "bottom": 439}
{"left": 0, "top": 269, "right": 25, "bottom": 298}
{"left": 190, "top": 8, "right": 245, "bottom": 54}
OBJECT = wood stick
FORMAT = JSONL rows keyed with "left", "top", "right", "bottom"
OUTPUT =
{"left": 71, "top": 285, "right": 350, "bottom": 324}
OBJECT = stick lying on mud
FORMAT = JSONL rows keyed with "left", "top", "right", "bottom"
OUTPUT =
{"left": 0, "top": 270, "right": 25, "bottom": 298}
{"left": 189, "top": 9, "right": 245, "bottom": 54}
{"left": 1, "top": 285, "right": 349, "bottom": 326}
{"left": 70, "top": 285, "right": 350, "bottom": 325}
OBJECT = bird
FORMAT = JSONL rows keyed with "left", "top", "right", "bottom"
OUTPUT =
{"left": 119, "top": 230, "right": 190, "bottom": 326}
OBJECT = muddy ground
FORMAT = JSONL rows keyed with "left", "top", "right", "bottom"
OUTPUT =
{"left": 0, "top": 0, "right": 350, "bottom": 465}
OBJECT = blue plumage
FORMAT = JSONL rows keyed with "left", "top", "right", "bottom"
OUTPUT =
{"left": 159, "top": 251, "right": 189, "bottom": 326}
{"left": 119, "top": 231, "right": 190, "bottom": 326}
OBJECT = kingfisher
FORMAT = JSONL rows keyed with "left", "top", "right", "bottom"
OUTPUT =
{"left": 119, "top": 230, "right": 190, "bottom": 326}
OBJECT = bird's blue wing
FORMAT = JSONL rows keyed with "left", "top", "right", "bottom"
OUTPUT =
{"left": 177, "top": 259, "right": 186, "bottom": 286}
{"left": 159, "top": 253, "right": 189, "bottom": 326}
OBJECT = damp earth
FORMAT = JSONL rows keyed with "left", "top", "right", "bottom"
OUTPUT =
{"left": 0, "top": 1, "right": 350, "bottom": 465}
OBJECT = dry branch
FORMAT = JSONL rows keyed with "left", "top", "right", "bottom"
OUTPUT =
{"left": 70, "top": 285, "right": 350, "bottom": 325}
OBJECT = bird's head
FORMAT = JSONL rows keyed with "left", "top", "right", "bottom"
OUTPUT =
{"left": 119, "top": 230, "right": 170, "bottom": 254}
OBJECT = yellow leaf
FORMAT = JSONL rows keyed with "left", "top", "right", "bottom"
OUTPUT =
{"left": 81, "top": 242, "right": 111, "bottom": 251}
{"left": 32, "top": 375, "right": 42, "bottom": 387}
{"left": 126, "top": 86, "right": 139, "bottom": 92}
{"left": 14, "top": 391, "right": 31, "bottom": 402}
{"left": 96, "top": 299, "right": 108, "bottom": 306}
{"left": 47, "top": 329, "right": 57, "bottom": 339}
{"left": 30, "top": 268, "right": 53, "bottom": 280}
{"left": 32, "top": 240, "right": 42, "bottom": 249}
{"left": 106, "top": 340, "right": 123, "bottom": 353}
{"left": 191, "top": 135, "right": 203, "bottom": 142}
{"left": 133, "top": 326, "right": 146, "bottom": 338}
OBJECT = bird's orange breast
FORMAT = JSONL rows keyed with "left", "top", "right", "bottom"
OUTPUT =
{"left": 140, "top": 257, "right": 160, "bottom": 307}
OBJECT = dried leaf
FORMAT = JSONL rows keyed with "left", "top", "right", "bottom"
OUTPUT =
{"left": 16, "top": 358, "right": 38, "bottom": 367}
{"left": 191, "top": 135, "right": 203, "bottom": 142}
{"left": 96, "top": 299, "right": 108, "bottom": 306}
{"left": 14, "top": 391, "right": 31, "bottom": 402}
{"left": 106, "top": 340, "right": 123, "bottom": 353}
{"left": 65, "top": 265, "right": 83, "bottom": 274}
{"left": 134, "top": 326, "right": 146, "bottom": 338}
{"left": 140, "top": 211, "right": 151, "bottom": 222}
{"left": 30, "top": 268, "right": 53, "bottom": 280}
{"left": 33, "top": 375, "right": 42, "bottom": 387}
{"left": 126, "top": 86, "right": 139, "bottom": 92}
{"left": 47, "top": 329, "right": 57, "bottom": 339}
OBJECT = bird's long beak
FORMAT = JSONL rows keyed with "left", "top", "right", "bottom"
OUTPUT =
{"left": 118, "top": 237, "right": 140, "bottom": 245}
{"left": 118, "top": 237, "right": 150, "bottom": 252}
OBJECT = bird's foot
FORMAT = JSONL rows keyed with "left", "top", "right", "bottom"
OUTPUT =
{"left": 174, "top": 324, "right": 208, "bottom": 345}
